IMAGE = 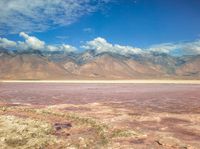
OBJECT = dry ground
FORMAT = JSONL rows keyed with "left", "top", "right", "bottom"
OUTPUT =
{"left": 0, "top": 83, "right": 200, "bottom": 148}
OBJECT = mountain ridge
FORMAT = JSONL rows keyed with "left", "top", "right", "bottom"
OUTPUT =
{"left": 1, "top": 48, "right": 200, "bottom": 80}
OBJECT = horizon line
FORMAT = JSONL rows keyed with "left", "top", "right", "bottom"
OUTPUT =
{"left": 1, "top": 80, "right": 200, "bottom": 84}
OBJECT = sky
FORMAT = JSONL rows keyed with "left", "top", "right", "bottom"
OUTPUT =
{"left": 0, "top": 0, "right": 200, "bottom": 55}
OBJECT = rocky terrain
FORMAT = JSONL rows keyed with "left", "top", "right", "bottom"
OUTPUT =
{"left": 1, "top": 48, "right": 200, "bottom": 80}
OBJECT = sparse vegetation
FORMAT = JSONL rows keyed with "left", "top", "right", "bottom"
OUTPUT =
{"left": 36, "top": 109, "right": 110, "bottom": 146}
{"left": 0, "top": 106, "right": 111, "bottom": 148}
{"left": 0, "top": 115, "right": 58, "bottom": 149}
{"left": 111, "top": 129, "right": 139, "bottom": 138}
{"left": 0, "top": 106, "right": 148, "bottom": 148}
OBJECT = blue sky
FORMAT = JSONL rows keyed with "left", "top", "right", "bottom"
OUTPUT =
{"left": 0, "top": 0, "right": 200, "bottom": 55}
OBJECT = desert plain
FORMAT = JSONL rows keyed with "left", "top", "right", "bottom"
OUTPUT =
{"left": 0, "top": 81, "right": 200, "bottom": 149}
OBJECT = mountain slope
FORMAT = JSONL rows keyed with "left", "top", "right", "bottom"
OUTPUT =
{"left": 1, "top": 49, "right": 200, "bottom": 80}
{"left": 0, "top": 52, "right": 72, "bottom": 80}
{"left": 62, "top": 53, "right": 168, "bottom": 79}
{"left": 77, "top": 54, "right": 135, "bottom": 79}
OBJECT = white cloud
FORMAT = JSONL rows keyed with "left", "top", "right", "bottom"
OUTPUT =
{"left": 83, "top": 37, "right": 200, "bottom": 55}
{"left": 46, "top": 45, "right": 59, "bottom": 52}
{"left": 148, "top": 43, "right": 179, "bottom": 53}
{"left": 0, "top": 37, "right": 17, "bottom": 49}
{"left": 59, "top": 44, "right": 77, "bottom": 52}
{"left": 47, "top": 44, "right": 77, "bottom": 53}
{"left": 147, "top": 40, "right": 200, "bottom": 55}
{"left": 82, "top": 37, "right": 112, "bottom": 51}
{"left": 0, "top": 33, "right": 77, "bottom": 53}
{"left": 1, "top": 33, "right": 200, "bottom": 56}
{"left": 19, "top": 32, "right": 45, "bottom": 50}
{"left": 82, "top": 37, "right": 142, "bottom": 55}
{"left": 0, "top": 0, "right": 111, "bottom": 35}
{"left": 114, "top": 44, "right": 142, "bottom": 54}
{"left": 181, "top": 40, "right": 200, "bottom": 54}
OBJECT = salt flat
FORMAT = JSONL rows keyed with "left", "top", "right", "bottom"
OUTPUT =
{"left": 1, "top": 79, "right": 200, "bottom": 84}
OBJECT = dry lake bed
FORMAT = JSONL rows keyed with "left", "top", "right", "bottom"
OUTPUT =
{"left": 0, "top": 82, "right": 200, "bottom": 148}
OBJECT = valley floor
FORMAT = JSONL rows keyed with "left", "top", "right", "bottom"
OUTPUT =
{"left": 0, "top": 83, "right": 200, "bottom": 148}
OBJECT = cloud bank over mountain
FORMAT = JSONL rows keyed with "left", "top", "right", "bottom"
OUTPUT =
{"left": 149, "top": 40, "right": 200, "bottom": 55}
{"left": 0, "top": 0, "right": 111, "bottom": 34}
{"left": 82, "top": 37, "right": 142, "bottom": 55}
{"left": 0, "top": 32, "right": 77, "bottom": 53}
{"left": 1, "top": 33, "right": 200, "bottom": 55}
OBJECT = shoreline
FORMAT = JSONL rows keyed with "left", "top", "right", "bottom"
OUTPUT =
{"left": 1, "top": 80, "right": 200, "bottom": 84}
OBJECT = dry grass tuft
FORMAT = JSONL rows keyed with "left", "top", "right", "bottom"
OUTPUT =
{"left": 0, "top": 115, "right": 58, "bottom": 149}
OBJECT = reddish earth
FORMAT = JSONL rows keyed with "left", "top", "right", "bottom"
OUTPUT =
{"left": 0, "top": 83, "right": 200, "bottom": 148}
{"left": 0, "top": 83, "right": 200, "bottom": 112}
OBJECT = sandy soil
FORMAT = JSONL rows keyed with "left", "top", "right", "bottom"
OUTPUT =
{"left": 0, "top": 83, "right": 200, "bottom": 148}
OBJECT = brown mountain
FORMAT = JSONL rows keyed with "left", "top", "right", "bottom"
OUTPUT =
{"left": 0, "top": 49, "right": 200, "bottom": 80}
{"left": 67, "top": 54, "right": 166, "bottom": 79}
{"left": 0, "top": 52, "right": 73, "bottom": 80}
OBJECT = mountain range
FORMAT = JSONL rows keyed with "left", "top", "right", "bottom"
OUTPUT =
{"left": 0, "top": 48, "right": 200, "bottom": 80}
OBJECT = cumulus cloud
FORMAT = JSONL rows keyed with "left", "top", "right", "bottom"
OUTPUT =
{"left": 0, "top": 0, "right": 111, "bottom": 35}
{"left": 0, "top": 32, "right": 77, "bottom": 53}
{"left": 82, "top": 37, "right": 142, "bottom": 55}
{"left": 83, "top": 37, "right": 200, "bottom": 55}
{"left": 0, "top": 37, "right": 17, "bottom": 49}
{"left": 1, "top": 33, "right": 200, "bottom": 56}
{"left": 19, "top": 32, "right": 45, "bottom": 50}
